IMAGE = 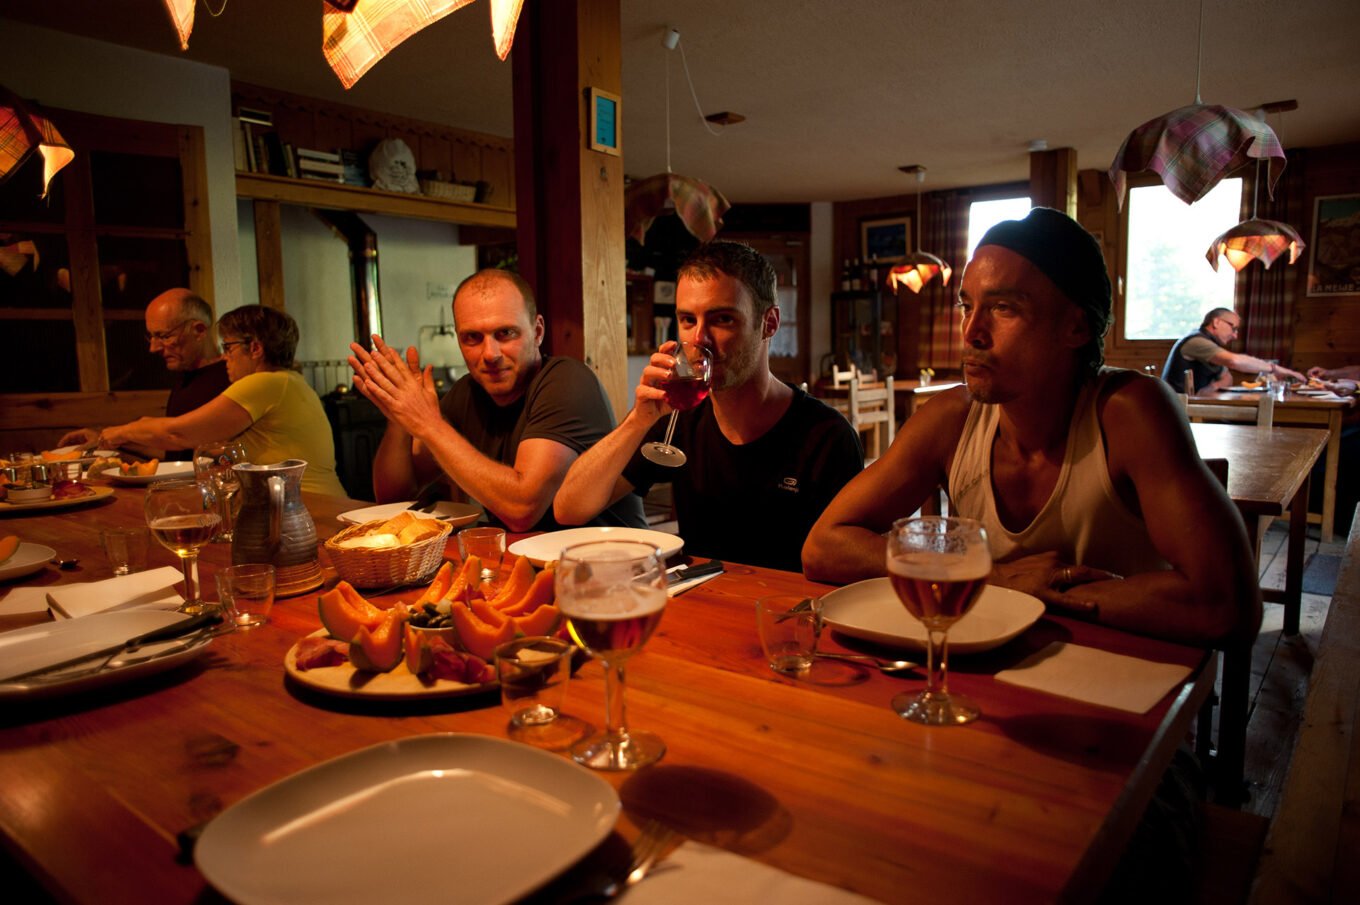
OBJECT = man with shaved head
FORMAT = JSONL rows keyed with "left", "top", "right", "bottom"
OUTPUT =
{"left": 61, "top": 287, "right": 229, "bottom": 459}
{"left": 350, "top": 269, "right": 645, "bottom": 532}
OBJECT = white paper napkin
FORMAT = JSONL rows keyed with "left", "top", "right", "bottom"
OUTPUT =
{"left": 622, "top": 841, "right": 882, "bottom": 904}
{"left": 0, "top": 586, "right": 53, "bottom": 615}
{"left": 668, "top": 569, "right": 723, "bottom": 597}
{"left": 45, "top": 567, "right": 185, "bottom": 620}
{"left": 994, "top": 641, "right": 1193, "bottom": 714}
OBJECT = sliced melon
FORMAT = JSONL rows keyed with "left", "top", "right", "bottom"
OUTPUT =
{"left": 0, "top": 534, "right": 18, "bottom": 564}
{"left": 412, "top": 561, "right": 455, "bottom": 607}
{"left": 512, "top": 603, "right": 562, "bottom": 638}
{"left": 349, "top": 606, "right": 407, "bottom": 673}
{"left": 499, "top": 569, "right": 556, "bottom": 617}
{"left": 404, "top": 623, "right": 434, "bottom": 676}
{"left": 318, "top": 581, "right": 386, "bottom": 641}
{"left": 449, "top": 601, "right": 516, "bottom": 661}
{"left": 487, "top": 555, "right": 535, "bottom": 609}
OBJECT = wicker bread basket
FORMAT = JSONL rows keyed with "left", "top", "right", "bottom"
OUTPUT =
{"left": 418, "top": 179, "right": 477, "bottom": 202}
{"left": 324, "top": 518, "right": 453, "bottom": 588}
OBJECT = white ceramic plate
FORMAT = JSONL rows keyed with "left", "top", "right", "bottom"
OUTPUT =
{"left": 42, "top": 445, "right": 118, "bottom": 459}
{"left": 0, "top": 485, "right": 114, "bottom": 513}
{"left": 104, "top": 460, "right": 196, "bottom": 485}
{"left": 337, "top": 500, "right": 482, "bottom": 527}
{"left": 196, "top": 734, "right": 621, "bottom": 905}
{"left": 1222, "top": 386, "right": 1262, "bottom": 394}
{"left": 0, "top": 542, "right": 56, "bottom": 581}
{"left": 0, "top": 609, "right": 215, "bottom": 699}
{"left": 509, "top": 526, "right": 684, "bottom": 566}
{"left": 284, "top": 629, "right": 497, "bottom": 700}
{"left": 1293, "top": 388, "right": 1331, "bottom": 397}
{"left": 821, "top": 578, "right": 1046, "bottom": 654}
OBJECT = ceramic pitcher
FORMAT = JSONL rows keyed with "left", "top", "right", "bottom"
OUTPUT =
{"left": 231, "top": 459, "right": 323, "bottom": 596}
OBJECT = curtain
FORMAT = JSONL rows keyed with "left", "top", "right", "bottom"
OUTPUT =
{"left": 916, "top": 190, "right": 970, "bottom": 370}
{"left": 1239, "top": 148, "right": 1308, "bottom": 362}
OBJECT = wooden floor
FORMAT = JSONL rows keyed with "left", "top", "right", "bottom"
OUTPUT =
{"left": 1237, "top": 519, "right": 1345, "bottom": 820}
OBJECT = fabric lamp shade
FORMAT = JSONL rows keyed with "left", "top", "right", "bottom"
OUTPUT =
{"left": 625, "top": 173, "right": 731, "bottom": 244}
{"left": 322, "top": 0, "right": 523, "bottom": 89}
{"left": 0, "top": 86, "right": 73, "bottom": 199}
{"left": 161, "top": 0, "right": 195, "bottom": 50}
{"left": 1108, "top": 103, "right": 1285, "bottom": 209}
{"left": 1206, "top": 218, "right": 1305, "bottom": 272}
{"left": 887, "top": 253, "right": 953, "bottom": 294}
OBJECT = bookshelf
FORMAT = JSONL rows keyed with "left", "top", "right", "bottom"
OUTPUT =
{"left": 236, "top": 171, "right": 514, "bottom": 229}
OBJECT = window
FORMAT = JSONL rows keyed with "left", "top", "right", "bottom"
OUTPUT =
{"left": 1122, "top": 179, "right": 1241, "bottom": 340}
{"left": 967, "top": 196, "right": 1033, "bottom": 260}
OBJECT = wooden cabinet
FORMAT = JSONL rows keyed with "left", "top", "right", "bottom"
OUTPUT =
{"left": 832, "top": 289, "right": 899, "bottom": 378}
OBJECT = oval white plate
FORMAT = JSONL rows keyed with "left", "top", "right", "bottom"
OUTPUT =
{"left": 509, "top": 526, "right": 684, "bottom": 566}
{"left": 0, "top": 485, "right": 115, "bottom": 513}
{"left": 337, "top": 500, "right": 482, "bottom": 527}
{"left": 0, "top": 542, "right": 56, "bottom": 581}
{"left": 0, "top": 609, "right": 214, "bottom": 699}
{"left": 821, "top": 578, "right": 1045, "bottom": 654}
{"left": 104, "top": 461, "right": 197, "bottom": 485}
{"left": 196, "top": 734, "right": 621, "bottom": 905}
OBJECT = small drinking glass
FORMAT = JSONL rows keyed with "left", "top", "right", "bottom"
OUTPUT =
{"left": 640, "top": 341, "right": 714, "bottom": 468}
{"left": 145, "top": 478, "right": 219, "bottom": 614}
{"left": 755, "top": 595, "right": 822, "bottom": 673}
{"left": 458, "top": 527, "right": 507, "bottom": 590}
{"left": 887, "top": 516, "right": 992, "bottom": 726}
{"left": 100, "top": 527, "right": 149, "bottom": 577}
{"left": 495, "top": 636, "right": 574, "bottom": 727}
{"left": 556, "top": 540, "right": 667, "bottom": 770}
{"left": 194, "top": 441, "right": 248, "bottom": 543}
{"left": 216, "top": 563, "right": 276, "bottom": 627}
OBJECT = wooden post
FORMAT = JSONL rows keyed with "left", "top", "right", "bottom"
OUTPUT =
{"left": 1029, "top": 147, "right": 1078, "bottom": 216}
{"left": 512, "top": 0, "right": 628, "bottom": 418}
{"left": 252, "top": 200, "right": 285, "bottom": 311}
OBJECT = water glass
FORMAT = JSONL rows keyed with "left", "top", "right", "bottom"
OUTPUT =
{"left": 458, "top": 527, "right": 506, "bottom": 589}
{"left": 216, "top": 563, "right": 276, "bottom": 627}
{"left": 495, "top": 636, "right": 574, "bottom": 727}
{"left": 755, "top": 595, "right": 823, "bottom": 673}
{"left": 8, "top": 452, "right": 33, "bottom": 484}
{"left": 100, "top": 527, "right": 149, "bottom": 577}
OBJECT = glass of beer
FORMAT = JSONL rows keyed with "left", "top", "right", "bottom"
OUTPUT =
{"left": 887, "top": 516, "right": 991, "bottom": 725}
{"left": 145, "top": 479, "right": 220, "bottom": 614}
{"left": 640, "top": 341, "right": 713, "bottom": 468}
{"left": 555, "top": 540, "right": 668, "bottom": 770}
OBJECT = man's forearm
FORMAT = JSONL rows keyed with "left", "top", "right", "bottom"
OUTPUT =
{"left": 415, "top": 419, "right": 562, "bottom": 531}
{"left": 554, "top": 409, "right": 656, "bottom": 524}
{"left": 801, "top": 524, "right": 887, "bottom": 584}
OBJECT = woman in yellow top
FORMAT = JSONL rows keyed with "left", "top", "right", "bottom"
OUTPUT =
{"left": 99, "top": 305, "right": 347, "bottom": 497}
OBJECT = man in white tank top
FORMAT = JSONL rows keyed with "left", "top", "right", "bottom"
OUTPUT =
{"left": 804, "top": 208, "right": 1260, "bottom": 648}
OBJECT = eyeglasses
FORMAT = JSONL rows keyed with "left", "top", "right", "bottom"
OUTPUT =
{"left": 144, "top": 321, "right": 191, "bottom": 344}
{"left": 221, "top": 339, "right": 252, "bottom": 352}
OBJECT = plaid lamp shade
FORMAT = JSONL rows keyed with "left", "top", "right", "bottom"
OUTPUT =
{"left": 625, "top": 173, "right": 732, "bottom": 244}
{"left": 887, "top": 253, "right": 953, "bottom": 294}
{"left": 1206, "top": 218, "right": 1305, "bottom": 272}
{"left": 1109, "top": 104, "right": 1286, "bottom": 209}
{"left": 322, "top": 0, "right": 524, "bottom": 90}
{"left": 0, "top": 87, "right": 73, "bottom": 199}
{"left": 162, "top": 0, "right": 195, "bottom": 50}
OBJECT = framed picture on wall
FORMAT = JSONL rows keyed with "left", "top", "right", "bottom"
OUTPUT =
{"left": 1307, "top": 193, "right": 1360, "bottom": 296}
{"left": 861, "top": 216, "right": 911, "bottom": 263}
{"left": 588, "top": 87, "right": 621, "bottom": 157}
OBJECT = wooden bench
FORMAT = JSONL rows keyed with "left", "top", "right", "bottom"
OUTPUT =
{"left": 1250, "top": 506, "right": 1360, "bottom": 903}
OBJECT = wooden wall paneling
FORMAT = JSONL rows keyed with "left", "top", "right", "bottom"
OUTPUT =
{"left": 62, "top": 148, "right": 108, "bottom": 394}
{"left": 179, "top": 126, "right": 214, "bottom": 307}
{"left": 1030, "top": 148, "right": 1078, "bottom": 216}
{"left": 0, "top": 391, "right": 171, "bottom": 431}
{"left": 419, "top": 134, "right": 453, "bottom": 179}
{"left": 272, "top": 105, "right": 312, "bottom": 158}
{"left": 312, "top": 107, "right": 352, "bottom": 155}
{"left": 480, "top": 145, "right": 514, "bottom": 209}
{"left": 451, "top": 139, "right": 480, "bottom": 185}
{"left": 252, "top": 200, "right": 285, "bottom": 310}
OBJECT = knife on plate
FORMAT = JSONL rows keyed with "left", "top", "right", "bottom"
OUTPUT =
{"left": 0, "top": 611, "right": 223, "bottom": 683}
{"left": 405, "top": 484, "right": 442, "bottom": 514}
{"left": 666, "top": 559, "right": 724, "bottom": 587}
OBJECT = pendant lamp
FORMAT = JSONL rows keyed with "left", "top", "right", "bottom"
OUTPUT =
{"left": 886, "top": 166, "right": 952, "bottom": 294}
{"left": 0, "top": 85, "right": 73, "bottom": 199}
{"left": 1108, "top": 0, "right": 1284, "bottom": 209}
{"left": 1206, "top": 158, "right": 1304, "bottom": 272}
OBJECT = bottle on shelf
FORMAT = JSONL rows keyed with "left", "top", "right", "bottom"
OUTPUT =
{"left": 840, "top": 259, "right": 852, "bottom": 292}
{"left": 850, "top": 258, "right": 863, "bottom": 291}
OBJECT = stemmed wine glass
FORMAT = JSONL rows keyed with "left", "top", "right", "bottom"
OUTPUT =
{"left": 193, "top": 441, "right": 248, "bottom": 543}
{"left": 145, "top": 479, "right": 220, "bottom": 614}
{"left": 640, "top": 341, "right": 713, "bottom": 467}
{"left": 887, "top": 516, "right": 992, "bottom": 726}
{"left": 555, "top": 540, "right": 668, "bottom": 770}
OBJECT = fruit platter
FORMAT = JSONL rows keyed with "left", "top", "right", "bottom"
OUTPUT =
{"left": 284, "top": 553, "right": 565, "bottom": 700}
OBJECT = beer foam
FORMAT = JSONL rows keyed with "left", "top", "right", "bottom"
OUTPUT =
{"left": 888, "top": 550, "right": 991, "bottom": 582}
{"left": 559, "top": 584, "right": 667, "bottom": 620}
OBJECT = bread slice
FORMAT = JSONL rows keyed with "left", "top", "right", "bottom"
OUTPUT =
{"left": 397, "top": 519, "right": 443, "bottom": 545}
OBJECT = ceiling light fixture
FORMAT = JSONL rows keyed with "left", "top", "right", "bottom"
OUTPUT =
{"left": 1206, "top": 107, "right": 1305, "bottom": 272}
{"left": 886, "top": 166, "right": 952, "bottom": 294}
{"left": 1108, "top": 0, "right": 1285, "bottom": 209}
{"left": 0, "top": 85, "right": 73, "bottom": 199}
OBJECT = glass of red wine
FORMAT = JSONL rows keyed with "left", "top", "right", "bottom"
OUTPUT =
{"left": 887, "top": 516, "right": 992, "bottom": 725}
{"left": 640, "top": 341, "right": 713, "bottom": 467}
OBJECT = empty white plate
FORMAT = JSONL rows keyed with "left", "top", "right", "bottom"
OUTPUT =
{"left": 821, "top": 578, "right": 1045, "bottom": 654}
{"left": 0, "top": 542, "right": 56, "bottom": 582}
{"left": 509, "top": 526, "right": 684, "bottom": 566}
{"left": 337, "top": 500, "right": 482, "bottom": 527}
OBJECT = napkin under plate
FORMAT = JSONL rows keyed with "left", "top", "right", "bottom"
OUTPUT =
{"left": 624, "top": 840, "right": 881, "bottom": 904}
{"left": 994, "top": 641, "right": 1193, "bottom": 714}
{"left": 46, "top": 566, "right": 185, "bottom": 620}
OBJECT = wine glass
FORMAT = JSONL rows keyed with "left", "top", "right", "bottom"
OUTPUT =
{"left": 887, "top": 516, "right": 992, "bottom": 726}
{"left": 193, "top": 441, "right": 248, "bottom": 543}
{"left": 555, "top": 540, "right": 668, "bottom": 770}
{"left": 640, "top": 341, "right": 713, "bottom": 467}
{"left": 145, "top": 479, "right": 220, "bottom": 614}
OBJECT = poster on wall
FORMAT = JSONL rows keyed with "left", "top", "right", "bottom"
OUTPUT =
{"left": 1307, "top": 193, "right": 1360, "bottom": 296}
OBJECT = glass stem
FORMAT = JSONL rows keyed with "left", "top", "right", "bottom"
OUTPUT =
{"left": 925, "top": 627, "right": 949, "bottom": 696}
{"left": 660, "top": 411, "right": 680, "bottom": 448}
{"left": 220, "top": 495, "right": 234, "bottom": 538}
{"left": 604, "top": 658, "right": 629, "bottom": 741}
{"left": 180, "top": 553, "right": 202, "bottom": 607}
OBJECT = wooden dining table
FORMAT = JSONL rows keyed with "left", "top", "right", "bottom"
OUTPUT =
{"left": 0, "top": 484, "right": 1214, "bottom": 904}
{"left": 1192, "top": 389, "right": 1354, "bottom": 542}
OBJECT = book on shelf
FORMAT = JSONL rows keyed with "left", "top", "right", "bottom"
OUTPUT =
{"left": 261, "top": 132, "right": 289, "bottom": 176}
{"left": 295, "top": 147, "right": 342, "bottom": 163}
{"left": 240, "top": 120, "right": 258, "bottom": 172}
{"left": 340, "top": 149, "right": 369, "bottom": 187}
{"left": 299, "top": 170, "right": 344, "bottom": 183}
{"left": 231, "top": 117, "right": 247, "bottom": 172}
{"left": 282, "top": 142, "right": 297, "bottom": 179}
{"left": 298, "top": 158, "right": 345, "bottom": 176}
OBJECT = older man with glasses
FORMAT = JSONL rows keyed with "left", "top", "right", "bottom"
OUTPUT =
{"left": 60, "top": 288, "right": 229, "bottom": 459}
{"left": 1160, "top": 307, "right": 1305, "bottom": 395}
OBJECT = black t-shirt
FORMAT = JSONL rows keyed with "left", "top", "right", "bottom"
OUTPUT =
{"left": 1161, "top": 328, "right": 1225, "bottom": 393}
{"left": 165, "top": 359, "right": 231, "bottom": 460}
{"left": 622, "top": 385, "right": 863, "bottom": 572}
{"left": 439, "top": 356, "right": 646, "bottom": 532}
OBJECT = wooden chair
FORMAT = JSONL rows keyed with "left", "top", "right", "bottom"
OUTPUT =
{"left": 849, "top": 375, "right": 895, "bottom": 461}
{"left": 1184, "top": 393, "right": 1275, "bottom": 429}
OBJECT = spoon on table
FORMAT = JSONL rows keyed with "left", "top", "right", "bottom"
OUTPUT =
{"left": 50, "top": 554, "right": 80, "bottom": 570}
{"left": 816, "top": 651, "right": 918, "bottom": 674}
